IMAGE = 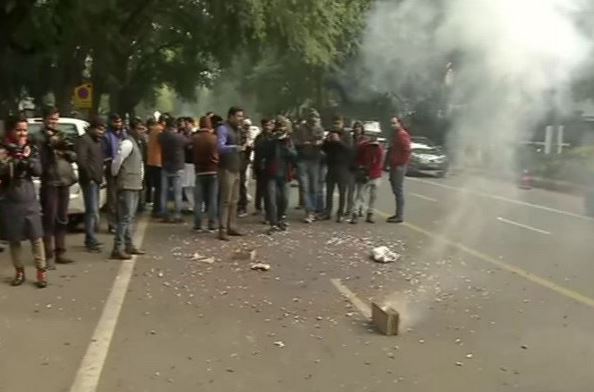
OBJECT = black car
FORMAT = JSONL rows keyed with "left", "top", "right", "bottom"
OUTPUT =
{"left": 407, "top": 137, "right": 449, "bottom": 177}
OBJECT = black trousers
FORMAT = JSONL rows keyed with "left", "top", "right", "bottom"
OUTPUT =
{"left": 40, "top": 185, "right": 70, "bottom": 258}
{"left": 145, "top": 165, "right": 162, "bottom": 214}
{"left": 238, "top": 159, "right": 249, "bottom": 213}
{"left": 264, "top": 177, "right": 288, "bottom": 226}
{"left": 254, "top": 171, "right": 266, "bottom": 211}
{"left": 325, "top": 167, "right": 350, "bottom": 217}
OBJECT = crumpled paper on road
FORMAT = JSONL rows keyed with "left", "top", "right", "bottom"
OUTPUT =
{"left": 371, "top": 246, "right": 401, "bottom": 263}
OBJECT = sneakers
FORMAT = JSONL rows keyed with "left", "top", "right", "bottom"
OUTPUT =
{"left": 303, "top": 214, "right": 314, "bottom": 224}
{"left": 349, "top": 214, "right": 359, "bottom": 224}
{"left": 11, "top": 268, "right": 25, "bottom": 286}
{"left": 336, "top": 215, "right": 344, "bottom": 223}
{"left": 366, "top": 213, "right": 375, "bottom": 224}
{"left": 386, "top": 215, "right": 403, "bottom": 224}
{"left": 267, "top": 225, "right": 282, "bottom": 235}
{"left": 238, "top": 211, "right": 248, "bottom": 218}
{"left": 207, "top": 221, "right": 217, "bottom": 231}
{"left": 86, "top": 245, "right": 102, "bottom": 253}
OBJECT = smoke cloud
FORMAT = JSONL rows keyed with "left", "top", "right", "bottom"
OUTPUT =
{"left": 361, "top": 0, "right": 592, "bottom": 172}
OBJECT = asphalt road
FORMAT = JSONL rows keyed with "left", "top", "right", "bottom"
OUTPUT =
{"left": 1, "top": 173, "right": 593, "bottom": 392}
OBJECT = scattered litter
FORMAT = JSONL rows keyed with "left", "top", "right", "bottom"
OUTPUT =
{"left": 190, "top": 253, "right": 204, "bottom": 260}
{"left": 251, "top": 263, "right": 271, "bottom": 271}
{"left": 466, "top": 354, "right": 473, "bottom": 359}
{"left": 233, "top": 249, "right": 257, "bottom": 261}
{"left": 455, "top": 361, "right": 464, "bottom": 367}
{"left": 371, "top": 246, "right": 401, "bottom": 263}
{"left": 201, "top": 258, "right": 215, "bottom": 264}
{"left": 273, "top": 341, "right": 286, "bottom": 348}
{"left": 157, "top": 271, "right": 164, "bottom": 278}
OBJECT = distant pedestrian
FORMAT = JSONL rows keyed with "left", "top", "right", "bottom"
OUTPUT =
{"left": 146, "top": 117, "right": 164, "bottom": 217}
{"left": 158, "top": 113, "right": 190, "bottom": 223}
{"left": 180, "top": 117, "right": 196, "bottom": 213}
{"left": 351, "top": 135, "right": 384, "bottom": 224}
{"left": 103, "top": 113, "right": 127, "bottom": 233}
{"left": 253, "top": 118, "right": 274, "bottom": 217}
{"left": 110, "top": 126, "right": 146, "bottom": 260}
{"left": 217, "top": 106, "right": 246, "bottom": 241}
{"left": 192, "top": 116, "right": 219, "bottom": 232}
{"left": 76, "top": 116, "right": 107, "bottom": 252}
{"left": 258, "top": 116, "right": 296, "bottom": 234}
{"left": 321, "top": 118, "right": 355, "bottom": 223}
{"left": 347, "top": 121, "right": 366, "bottom": 215}
{"left": 129, "top": 118, "right": 148, "bottom": 213}
{"left": 0, "top": 116, "right": 47, "bottom": 287}
{"left": 293, "top": 108, "right": 325, "bottom": 223}
{"left": 386, "top": 117, "right": 411, "bottom": 223}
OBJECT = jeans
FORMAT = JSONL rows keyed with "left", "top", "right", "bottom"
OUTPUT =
{"left": 40, "top": 185, "right": 70, "bottom": 258}
{"left": 160, "top": 169, "right": 183, "bottom": 220}
{"left": 325, "top": 167, "right": 350, "bottom": 217}
{"left": 114, "top": 190, "right": 140, "bottom": 252}
{"left": 218, "top": 169, "right": 240, "bottom": 230}
{"left": 145, "top": 165, "right": 162, "bottom": 214}
{"left": 297, "top": 160, "right": 320, "bottom": 214}
{"left": 105, "top": 171, "right": 118, "bottom": 228}
{"left": 354, "top": 178, "right": 379, "bottom": 215}
{"left": 346, "top": 175, "right": 356, "bottom": 214}
{"left": 316, "top": 163, "right": 327, "bottom": 213}
{"left": 265, "top": 177, "right": 288, "bottom": 226}
{"left": 389, "top": 165, "right": 407, "bottom": 219}
{"left": 81, "top": 181, "right": 101, "bottom": 247}
{"left": 194, "top": 174, "right": 218, "bottom": 228}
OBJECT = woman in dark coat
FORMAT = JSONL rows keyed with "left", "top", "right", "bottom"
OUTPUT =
{"left": 0, "top": 115, "right": 47, "bottom": 288}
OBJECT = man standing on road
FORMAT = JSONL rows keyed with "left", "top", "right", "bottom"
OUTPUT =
{"left": 351, "top": 135, "right": 384, "bottom": 224}
{"left": 386, "top": 117, "right": 411, "bottom": 224}
{"left": 76, "top": 116, "right": 106, "bottom": 253}
{"left": 146, "top": 117, "right": 163, "bottom": 217}
{"left": 35, "top": 107, "right": 78, "bottom": 268}
{"left": 293, "top": 108, "right": 325, "bottom": 223}
{"left": 158, "top": 113, "right": 190, "bottom": 223}
{"left": 321, "top": 118, "right": 354, "bottom": 223}
{"left": 192, "top": 116, "right": 219, "bottom": 232}
{"left": 258, "top": 115, "right": 296, "bottom": 234}
{"left": 103, "top": 113, "right": 127, "bottom": 233}
{"left": 217, "top": 106, "right": 246, "bottom": 241}
{"left": 253, "top": 118, "right": 274, "bottom": 218}
{"left": 110, "top": 125, "right": 146, "bottom": 260}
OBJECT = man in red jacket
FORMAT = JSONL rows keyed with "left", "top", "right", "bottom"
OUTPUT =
{"left": 386, "top": 117, "right": 411, "bottom": 223}
{"left": 350, "top": 135, "right": 385, "bottom": 224}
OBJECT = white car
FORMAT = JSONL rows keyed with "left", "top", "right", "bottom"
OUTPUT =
{"left": 27, "top": 118, "right": 107, "bottom": 225}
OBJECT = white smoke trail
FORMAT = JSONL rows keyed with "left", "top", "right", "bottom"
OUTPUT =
{"left": 361, "top": 0, "right": 593, "bottom": 328}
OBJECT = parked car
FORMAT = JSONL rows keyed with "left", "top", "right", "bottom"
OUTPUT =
{"left": 407, "top": 137, "right": 449, "bottom": 177}
{"left": 27, "top": 117, "right": 107, "bottom": 226}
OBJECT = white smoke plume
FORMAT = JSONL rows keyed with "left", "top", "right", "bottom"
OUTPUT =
{"left": 361, "top": 0, "right": 592, "bottom": 172}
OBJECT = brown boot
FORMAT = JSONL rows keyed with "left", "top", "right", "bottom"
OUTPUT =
{"left": 110, "top": 249, "right": 132, "bottom": 260}
{"left": 36, "top": 268, "right": 48, "bottom": 288}
{"left": 218, "top": 228, "right": 230, "bottom": 241}
{"left": 11, "top": 268, "right": 25, "bottom": 286}
{"left": 227, "top": 228, "right": 244, "bottom": 237}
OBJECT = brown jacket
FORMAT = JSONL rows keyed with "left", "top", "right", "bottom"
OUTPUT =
{"left": 192, "top": 130, "right": 219, "bottom": 174}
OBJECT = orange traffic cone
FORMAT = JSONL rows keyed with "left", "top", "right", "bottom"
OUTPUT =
{"left": 519, "top": 169, "right": 532, "bottom": 190}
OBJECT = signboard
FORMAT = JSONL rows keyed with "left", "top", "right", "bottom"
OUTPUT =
{"left": 73, "top": 83, "right": 93, "bottom": 109}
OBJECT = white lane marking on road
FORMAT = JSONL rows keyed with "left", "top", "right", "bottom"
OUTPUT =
{"left": 410, "top": 192, "right": 438, "bottom": 203}
{"left": 331, "top": 279, "right": 371, "bottom": 318}
{"left": 409, "top": 177, "right": 593, "bottom": 222}
{"left": 69, "top": 217, "right": 149, "bottom": 392}
{"left": 497, "top": 217, "right": 552, "bottom": 235}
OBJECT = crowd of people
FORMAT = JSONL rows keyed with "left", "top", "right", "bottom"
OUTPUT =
{"left": 0, "top": 105, "right": 411, "bottom": 288}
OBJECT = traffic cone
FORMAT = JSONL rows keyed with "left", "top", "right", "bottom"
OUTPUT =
{"left": 519, "top": 169, "right": 532, "bottom": 190}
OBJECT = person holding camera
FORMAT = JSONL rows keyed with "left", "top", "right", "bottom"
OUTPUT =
{"left": 350, "top": 135, "right": 385, "bottom": 224}
{"left": 35, "top": 107, "right": 78, "bottom": 269}
{"left": 0, "top": 116, "right": 48, "bottom": 287}
{"left": 257, "top": 115, "right": 297, "bottom": 234}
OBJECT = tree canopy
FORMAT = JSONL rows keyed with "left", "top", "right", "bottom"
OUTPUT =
{"left": 0, "top": 0, "right": 373, "bottom": 117}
